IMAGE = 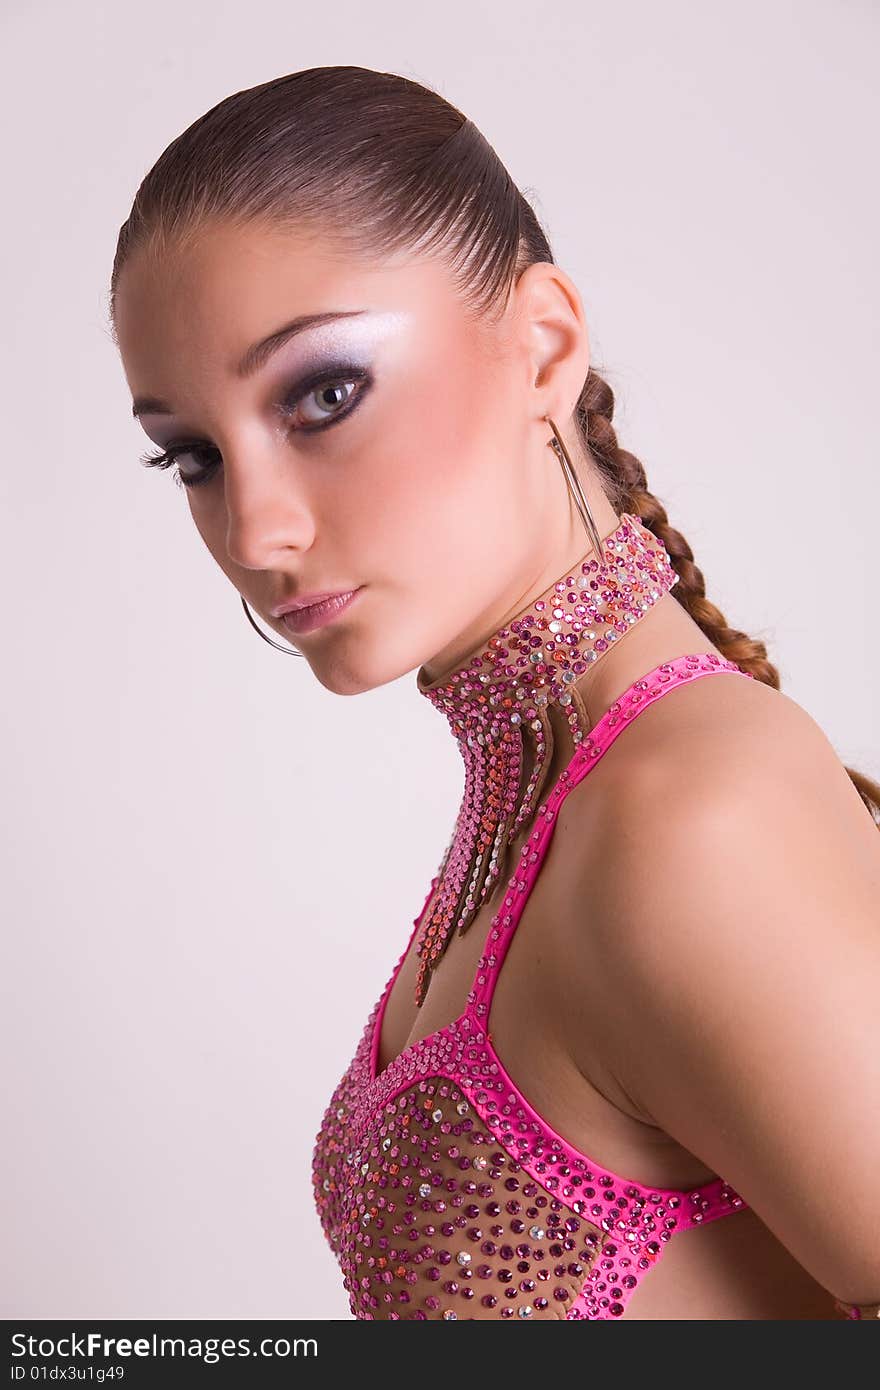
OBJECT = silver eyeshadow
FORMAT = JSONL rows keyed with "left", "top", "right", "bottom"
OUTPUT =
{"left": 132, "top": 308, "right": 415, "bottom": 422}
{"left": 283, "top": 308, "right": 414, "bottom": 362}
{"left": 269, "top": 308, "right": 415, "bottom": 396}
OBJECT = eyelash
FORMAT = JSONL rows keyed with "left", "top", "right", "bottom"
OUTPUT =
{"left": 138, "top": 367, "right": 371, "bottom": 490}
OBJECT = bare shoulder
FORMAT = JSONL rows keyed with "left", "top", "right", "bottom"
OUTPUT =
{"left": 569, "top": 662, "right": 880, "bottom": 928}
{"left": 550, "top": 666, "right": 880, "bottom": 1114}
{"left": 554, "top": 664, "right": 870, "bottom": 862}
{"left": 573, "top": 664, "right": 871, "bottom": 834}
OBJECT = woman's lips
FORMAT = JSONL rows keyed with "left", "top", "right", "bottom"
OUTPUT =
{"left": 280, "top": 587, "right": 363, "bottom": 636}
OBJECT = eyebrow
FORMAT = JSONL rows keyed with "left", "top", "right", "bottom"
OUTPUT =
{"left": 131, "top": 309, "right": 368, "bottom": 418}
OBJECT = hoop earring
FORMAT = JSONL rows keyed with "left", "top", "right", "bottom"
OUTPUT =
{"left": 240, "top": 595, "right": 306, "bottom": 657}
{"left": 544, "top": 414, "right": 604, "bottom": 562}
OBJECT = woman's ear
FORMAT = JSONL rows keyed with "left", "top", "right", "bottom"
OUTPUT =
{"left": 512, "top": 260, "right": 591, "bottom": 421}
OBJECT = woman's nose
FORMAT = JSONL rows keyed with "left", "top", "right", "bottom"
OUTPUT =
{"left": 222, "top": 446, "right": 317, "bottom": 572}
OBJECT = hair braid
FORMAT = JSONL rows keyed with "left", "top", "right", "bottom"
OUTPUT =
{"left": 574, "top": 367, "right": 879, "bottom": 825}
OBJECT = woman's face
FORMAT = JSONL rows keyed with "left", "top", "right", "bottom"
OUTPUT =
{"left": 114, "top": 220, "right": 588, "bottom": 694}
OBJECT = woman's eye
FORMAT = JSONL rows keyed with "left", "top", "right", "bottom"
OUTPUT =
{"left": 293, "top": 379, "right": 360, "bottom": 426}
{"left": 137, "top": 370, "right": 370, "bottom": 491}
{"left": 138, "top": 443, "right": 221, "bottom": 491}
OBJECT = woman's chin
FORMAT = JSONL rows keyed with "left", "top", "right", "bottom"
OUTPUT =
{"left": 305, "top": 653, "right": 385, "bottom": 698}
{"left": 306, "top": 645, "right": 417, "bottom": 698}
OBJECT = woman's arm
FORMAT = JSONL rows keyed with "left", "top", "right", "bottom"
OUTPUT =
{"left": 572, "top": 707, "right": 880, "bottom": 1313}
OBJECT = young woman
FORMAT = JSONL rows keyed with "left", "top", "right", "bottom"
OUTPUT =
{"left": 109, "top": 65, "right": 880, "bottom": 1320}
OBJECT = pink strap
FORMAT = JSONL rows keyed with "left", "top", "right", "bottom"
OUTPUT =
{"left": 469, "top": 654, "right": 753, "bottom": 1015}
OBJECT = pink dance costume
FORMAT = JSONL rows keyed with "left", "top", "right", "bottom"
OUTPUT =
{"left": 312, "top": 516, "right": 756, "bottom": 1318}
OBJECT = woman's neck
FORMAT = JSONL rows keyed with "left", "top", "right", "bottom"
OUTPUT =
{"left": 411, "top": 511, "right": 716, "bottom": 1004}
{"left": 417, "top": 510, "right": 713, "bottom": 743}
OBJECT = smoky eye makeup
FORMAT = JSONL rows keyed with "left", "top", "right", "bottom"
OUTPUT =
{"left": 277, "top": 357, "right": 373, "bottom": 420}
{"left": 140, "top": 364, "right": 373, "bottom": 488}
{"left": 136, "top": 308, "right": 415, "bottom": 485}
{"left": 266, "top": 307, "right": 415, "bottom": 424}
{"left": 258, "top": 310, "right": 402, "bottom": 413}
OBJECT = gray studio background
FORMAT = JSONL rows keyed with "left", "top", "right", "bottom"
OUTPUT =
{"left": 2, "top": 0, "right": 877, "bottom": 1319}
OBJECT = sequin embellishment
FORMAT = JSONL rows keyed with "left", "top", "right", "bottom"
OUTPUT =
{"left": 313, "top": 654, "right": 757, "bottom": 1319}
{"left": 412, "top": 512, "right": 679, "bottom": 1006}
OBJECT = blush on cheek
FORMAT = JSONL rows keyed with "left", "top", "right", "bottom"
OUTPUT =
{"left": 345, "top": 308, "right": 515, "bottom": 584}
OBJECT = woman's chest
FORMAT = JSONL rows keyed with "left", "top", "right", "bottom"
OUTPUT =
{"left": 368, "top": 812, "right": 722, "bottom": 1195}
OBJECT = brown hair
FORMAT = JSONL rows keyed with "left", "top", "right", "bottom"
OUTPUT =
{"left": 109, "top": 64, "right": 879, "bottom": 824}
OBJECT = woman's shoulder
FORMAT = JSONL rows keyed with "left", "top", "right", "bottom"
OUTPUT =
{"left": 563, "top": 658, "right": 874, "bottom": 912}
{"left": 549, "top": 664, "right": 877, "bottom": 1102}
{"left": 553, "top": 661, "right": 830, "bottom": 862}
{"left": 576, "top": 660, "right": 849, "bottom": 819}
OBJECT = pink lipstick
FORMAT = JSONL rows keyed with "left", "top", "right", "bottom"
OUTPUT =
{"left": 279, "top": 588, "right": 362, "bottom": 635}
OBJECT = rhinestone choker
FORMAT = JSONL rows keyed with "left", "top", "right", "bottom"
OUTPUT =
{"left": 413, "top": 511, "right": 679, "bottom": 1007}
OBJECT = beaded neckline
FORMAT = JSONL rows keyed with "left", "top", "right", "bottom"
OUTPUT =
{"left": 412, "top": 512, "right": 679, "bottom": 1007}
